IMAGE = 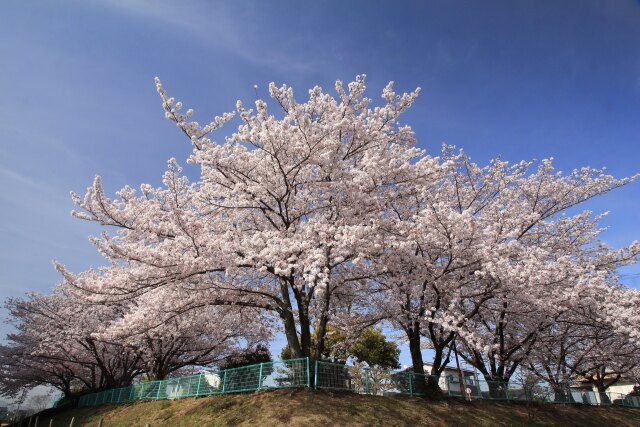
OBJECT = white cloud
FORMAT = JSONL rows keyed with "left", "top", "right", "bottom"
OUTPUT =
{"left": 97, "top": 0, "right": 324, "bottom": 73}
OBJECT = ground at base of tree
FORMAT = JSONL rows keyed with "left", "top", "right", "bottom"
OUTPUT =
{"left": 32, "top": 389, "right": 640, "bottom": 427}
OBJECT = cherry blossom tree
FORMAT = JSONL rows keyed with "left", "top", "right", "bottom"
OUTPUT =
{"left": 527, "top": 281, "right": 640, "bottom": 402}
{"left": 0, "top": 335, "right": 79, "bottom": 398}
{"left": 98, "top": 285, "right": 273, "bottom": 380}
{"left": 370, "top": 148, "right": 524, "bottom": 396}
{"left": 0, "top": 279, "right": 268, "bottom": 396}
{"left": 369, "top": 144, "right": 639, "bottom": 396}
{"left": 60, "top": 75, "right": 424, "bottom": 365}
{"left": 525, "top": 281, "right": 637, "bottom": 400}
{"left": 450, "top": 158, "right": 640, "bottom": 395}
{"left": 0, "top": 288, "right": 141, "bottom": 397}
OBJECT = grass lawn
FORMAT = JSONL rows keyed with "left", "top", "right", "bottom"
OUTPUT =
{"left": 33, "top": 388, "right": 640, "bottom": 427}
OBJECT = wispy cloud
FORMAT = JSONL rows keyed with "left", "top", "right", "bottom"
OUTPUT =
{"left": 0, "top": 166, "right": 52, "bottom": 193}
{"left": 97, "top": 0, "right": 325, "bottom": 73}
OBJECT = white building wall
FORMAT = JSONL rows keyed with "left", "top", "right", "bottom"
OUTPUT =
{"left": 592, "top": 382, "right": 636, "bottom": 397}
{"left": 607, "top": 383, "right": 636, "bottom": 395}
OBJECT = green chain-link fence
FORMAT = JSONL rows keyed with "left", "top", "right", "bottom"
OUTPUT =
{"left": 313, "top": 360, "right": 440, "bottom": 396}
{"left": 78, "top": 357, "right": 309, "bottom": 407}
{"left": 75, "top": 357, "right": 640, "bottom": 409}
{"left": 523, "top": 387, "right": 640, "bottom": 407}
{"left": 313, "top": 360, "right": 640, "bottom": 408}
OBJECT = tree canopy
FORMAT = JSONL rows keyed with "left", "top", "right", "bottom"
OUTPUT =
{"left": 1, "top": 75, "right": 639, "bottom": 399}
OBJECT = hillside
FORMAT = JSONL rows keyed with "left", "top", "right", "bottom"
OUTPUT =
{"left": 25, "top": 389, "right": 640, "bottom": 427}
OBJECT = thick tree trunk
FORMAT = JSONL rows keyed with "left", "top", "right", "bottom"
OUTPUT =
{"left": 298, "top": 309, "right": 312, "bottom": 358}
{"left": 281, "top": 311, "right": 303, "bottom": 358}
{"left": 313, "top": 286, "right": 331, "bottom": 363}
{"left": 313, "top": 313, "right": 329, "bottom": 364}
{"left": 275, "top": 275, "right": 334, "bottom": 388}
{"left": 62, "top": 382, "right": 72, "bottom": 399}
{"left": 149, "top": 369, "right": 167, "bottom": 381}
{"left": 595, "top": 382, "right": 611, "bottom": 405}
{"left": 487, "top": 380, "right": 508, "bottom": 399}
{"left": 426, "top": 346, "right": 447, "bottom": 398}
{"left": 148, "top": 355, "right": 167, "bottom": 381}
{"left": 423, "top": 328, "right": 458, "bottom": 398}
{"left": 279, "top": 278, "right": 303, "bottom": 358}
{"left": 292, "top": 285, "right": 312, "bottom": 359}
{"left": 553, "top": 387, "right": 568, "bottom": 403}
{"left": 406, "top": 322, "right": 441, "bottom": 398}
{"left": 430, "top": 347, "right": 444, "bottom": 378}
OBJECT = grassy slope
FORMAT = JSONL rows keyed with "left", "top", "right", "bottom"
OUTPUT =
{"left": 39, "top": 389, "right": 640, "bottom": 427}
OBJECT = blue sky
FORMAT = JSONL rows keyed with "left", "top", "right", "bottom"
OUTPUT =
{"left": 1, "top": 0, "right": 640, "bottom": 370}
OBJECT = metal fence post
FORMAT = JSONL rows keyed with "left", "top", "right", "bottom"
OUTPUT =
{"left": 156, "top": 381, "right": 162, "bottom": 400}
{"left": 258, "top": 362, "right": 264, "bottom": 389}
{"left": 314, "top": 360, "right": 319, "bottom": 389}
{"left": 196, "top": 373, "right": 203, "bottom": 396}
{"left": 364, "top": 368, "right": 370, "bottom": 394}
{"left": 408, "top": 372, "right": 413, "bottom": 397}
{"left": 306, "top": 357, "right": 311, "bottom": 388}
{"left": 222, "top": 370, "right": 227, "bottom": 393}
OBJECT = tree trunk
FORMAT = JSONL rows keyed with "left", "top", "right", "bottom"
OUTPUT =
{"left": 281, "top": 312, "right": 303, "bottom": 358}
{"left": 424, "top": 332, "right": 457, "bottom": 398}
{"left": 313, "top": 285, "right": 331, "bottom": 363}
{"left": 149, "top": 368, "right": 166, "bottom": 381}
{"left": 279, "top": 278, "right": 303, "bottom": 358}
{"left": 63, "top": 383, "right": 72, "bottom": 399}
{"left": 553, "top": 387, "right": 568, "bottom": 403}
{"left": 487, "top": 380, "right": 508, "bottom": 399}
{"left": 298, "top": 308, "right": 312, "bottom": 358}
{"left": 595, "top": 382, "right": 611, "bottom": 405}
{"left": 406, "top": 322, "right": 441, "bottom": 398}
